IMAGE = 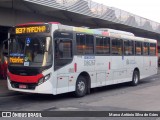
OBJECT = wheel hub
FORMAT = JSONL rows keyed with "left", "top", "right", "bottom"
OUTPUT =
{"left": 78, "top": 81, "right": 85, "bottom": 92}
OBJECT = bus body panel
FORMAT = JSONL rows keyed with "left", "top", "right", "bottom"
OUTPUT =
{"left": 95, "top": 56, "right": 110, "bottom": 87}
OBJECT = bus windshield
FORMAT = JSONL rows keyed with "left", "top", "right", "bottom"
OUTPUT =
{"left": 9, "top": 36, "right": 52, "bottom": 67}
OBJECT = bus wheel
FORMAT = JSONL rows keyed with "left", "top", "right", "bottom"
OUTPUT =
{"left": 75, "top": 76, "right": 87, "bottom": 97}
{"left": 131, "top": 70, "right": 139, "bottom": 86}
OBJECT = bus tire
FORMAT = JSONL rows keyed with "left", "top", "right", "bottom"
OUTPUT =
{"left": 131, "top": 70, "right": 139, "bottom": 86}
{"left": 75, "top": 76, "right": 87, "bottom": 97}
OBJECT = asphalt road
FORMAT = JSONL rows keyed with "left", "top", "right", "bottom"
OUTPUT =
{"left": 1, "top": 71, "right": 160, "bottom": 120}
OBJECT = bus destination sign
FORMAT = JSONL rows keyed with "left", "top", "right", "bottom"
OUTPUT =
{"left": 15, "top": 25, "right": 48, "bottom": 34}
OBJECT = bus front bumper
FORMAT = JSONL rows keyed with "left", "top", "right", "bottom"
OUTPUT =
{"left": 7, "top": 78, "right": 54, "bottom": 94}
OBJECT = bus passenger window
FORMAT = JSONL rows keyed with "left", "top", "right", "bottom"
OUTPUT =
{"left": 76, "top": 34, "right": 94, "bottom": 55}
{"left": 96, "top": 36, "right": 110, "bottom": 54}
{"left": 76, "top": 34, "right": 85, "bottom": 54}
{"left": 112, "top": 39, "right": 122, "bottom": 55}
{"left": 150, "top": 43, "right": 156, "bottom": 56}
{"left": 124, "top": 40, "right": 134, "bottom": 55}
{"left": 135, "top": 41, "right": 142, "bottom": 55}
{"left": 143, "top": 42, "right": 149, "bottom": 55}
{"left": 96, "top": 36, "right": 103, "bottom": 54}
{"left": 103, "top": 37, "right": 110, "bottom": 54}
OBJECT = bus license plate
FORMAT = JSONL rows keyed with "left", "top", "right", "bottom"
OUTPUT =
{"left": 19, "top": 84, "right": 27, "bottom": 89}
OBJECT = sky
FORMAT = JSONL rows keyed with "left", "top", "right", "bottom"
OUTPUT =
{"left": 92, "top": 0, "right": 160, "bottom": 23}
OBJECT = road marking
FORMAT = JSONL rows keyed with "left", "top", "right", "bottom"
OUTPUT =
{"left": 57, "top": 107, "right": 78, "bottom": 111}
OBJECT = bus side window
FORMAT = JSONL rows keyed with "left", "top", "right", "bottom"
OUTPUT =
{"left": 96, "top": 36, "right": 110, "bottom": 55}
{"left": 124, "top": 40, "right": 134, "bottom": 55}
{"left": 76, "top": 34, "right": 85, "bottom": 54}
{"left": 111, "top": 38, "right": 123, "bottom": 55}
{"left": 85, "top": 35, "right": 94, "bottom": 54}
{"left": 76, "top": 33, "right": 94, "bottom": 55}
{"left": 135, "top": 41, "right": 142, "bottom": 55}
{"left": 96, "top": 36, "right": 103, "bottom": 54}
{"left": 143, "top": 42, "right": 149, "bottom": 55}
{"left": 150, "top": 43, "right": 156, "bottom": 56}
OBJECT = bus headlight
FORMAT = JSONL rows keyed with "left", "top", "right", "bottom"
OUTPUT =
{"left": 38, "top": 73, "right": 51, "bottom": 85}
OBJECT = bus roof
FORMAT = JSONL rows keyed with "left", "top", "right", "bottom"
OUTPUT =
{"left": 57, "top": 24, "right": 157, "bottom": 43}
{"left": 14, "top": 22, "right": 157, "bottom": 43}
{"left": 95, "top": 28, "right": 135, "bottom": 36}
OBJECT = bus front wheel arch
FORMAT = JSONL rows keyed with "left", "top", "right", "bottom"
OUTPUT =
{"left": 74, "top": 72, "right": 91, "bottom": 97}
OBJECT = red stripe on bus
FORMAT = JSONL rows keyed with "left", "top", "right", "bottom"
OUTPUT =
{"left": 109, "top": 62, "right": 111, "bottom": 70}
{"left": 102, "top": 31, "right": 109, "bottom": 36}
{"left": 8, "top": 72, "right": 43, "bottom": 83}
{"left": 48, "top": 22, "right": 60, "bottom": 24}
{"left": 74, "top": 63, "right": 77, "bottom": 72}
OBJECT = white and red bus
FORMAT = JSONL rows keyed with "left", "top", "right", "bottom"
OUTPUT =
{"left": 7, "top": 22, "right": 158, "bottom": 97}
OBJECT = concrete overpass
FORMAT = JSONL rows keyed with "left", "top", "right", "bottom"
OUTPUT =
{"left": 0, "top": 0, "right": 160, "bottom": 43}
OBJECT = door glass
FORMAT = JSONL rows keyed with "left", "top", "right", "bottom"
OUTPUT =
{"left": 55, "top": 39, "right": 72, "bottom": 70}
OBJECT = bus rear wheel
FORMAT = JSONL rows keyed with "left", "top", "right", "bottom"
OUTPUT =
{"left": 75, "top": 76, "right": 87, "bottom": 97}
{"left": 131, "top": 70, "right": 139, "bottom": 86}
